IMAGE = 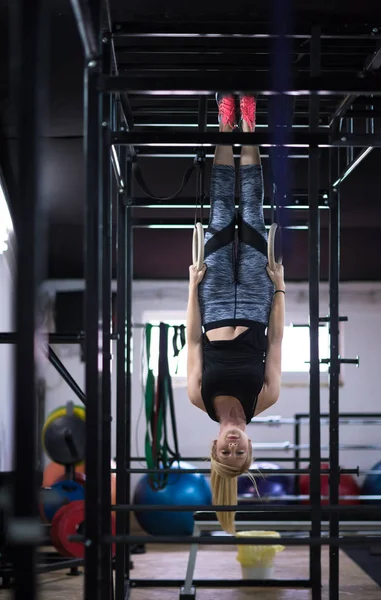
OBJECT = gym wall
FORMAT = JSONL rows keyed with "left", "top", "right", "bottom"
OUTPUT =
{"left": 0, "top": 245, "right": 15, "bottom": 471}
{"left": 41, "top": 279, "right": 381, "bottom": 497}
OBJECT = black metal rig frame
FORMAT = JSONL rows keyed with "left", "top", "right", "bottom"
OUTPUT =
{"left": 5, "top": 2, "right": 381, "bottom": 600}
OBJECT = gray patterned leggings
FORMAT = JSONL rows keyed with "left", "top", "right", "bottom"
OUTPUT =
{"left": 198, "top": 164, "right": 274, "bottom": 329}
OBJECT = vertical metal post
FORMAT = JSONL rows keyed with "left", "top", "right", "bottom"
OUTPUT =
{"left": 198, "top": 97, "right": 207, "bottom": 132}
{"left": 115, "top": 146, "right": 126, "bottom": 599}
{"left": 100, "top": 32, "right": 113, "bottom": 600}
{"left": 293, "top": 416, "right": 301, "bottom": 497}
{"left": 366, "top": 102, "right": 375, "bottom": 134}
{"left": 124, "top": 156, "right": 133, "bottom": 582}
{"left": 346, "top": 116, "right": 354, "bottom": 164}
{"left": 308, "top": 25, "right": 322, "bottom": 600}
{"left": 83, "top": 2, "right": 102, "bottom": 598}
{"left": 328, "top": 148, "right": 340, "bottom": 600}
{"left": 10, "top": 2, "right": 49, "bottom": 599}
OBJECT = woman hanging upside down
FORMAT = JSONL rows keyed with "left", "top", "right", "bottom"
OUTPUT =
{"left": 186, "top": 93, "right": 285, "bottom": 533}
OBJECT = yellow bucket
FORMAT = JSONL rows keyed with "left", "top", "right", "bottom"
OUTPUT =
{"left": 236, "top": 530, "right": 285, "bottom": 579}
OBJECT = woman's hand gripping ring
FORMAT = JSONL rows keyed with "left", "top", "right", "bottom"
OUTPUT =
{"left": 192, "top": 222, "right": 204, "bottom": 272}
{"left": 268, "top": 223, "right": 283, "bottom": 271}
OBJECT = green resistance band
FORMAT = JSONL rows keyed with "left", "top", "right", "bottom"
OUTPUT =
{"left": 144, "top": 324, "right": 169, "bottom": 490}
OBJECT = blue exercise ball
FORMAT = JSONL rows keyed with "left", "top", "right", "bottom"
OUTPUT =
{"left": 133, "top": 461, "right": 212, "bottom": 535}
{"left": 238, "top": 462, "right": 293, "bottom": 504}
{"left": 42, "top": 480, "right": 85, "bottom": 522}
{"left": 361, "top": 460, "right": 381, "bottom": 505}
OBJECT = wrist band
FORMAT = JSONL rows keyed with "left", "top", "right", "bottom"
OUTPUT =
{"left": 274, "top": 290, "right": 285, "bottom": 295}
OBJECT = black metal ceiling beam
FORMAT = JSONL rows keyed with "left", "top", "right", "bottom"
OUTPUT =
{"left": 113, "top": 38, "right": 378, "bottom": 54}
{"left": 112, "top": 20, "right": 381, "bottom": 38}
{"left": 131, "top": 217, "right": 308, "bottom": 229}
{"left": 131, "top": 192, "right": 329, "bottom": 208}
{"left": 112, "top": 130, "right": 326, "bottom": 146}
{"left": 111, "top": 130, "right": 381, "bottom": 148}
{"left": 134, "top": 147, "right": 309, "bottom": 158}
{"left": 99, "top": 72, "right": 381, "bottom": 95}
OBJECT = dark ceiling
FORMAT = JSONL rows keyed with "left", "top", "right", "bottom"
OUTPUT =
{"left": 1, "top": 1, "right": 381, "bottom": 281}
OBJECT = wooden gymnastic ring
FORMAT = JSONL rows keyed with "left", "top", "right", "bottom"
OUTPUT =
{"left": 192, "top": 222, "right": 204, "bottom": 271}
{"left": 268, "top": 223, "right": 283, "bottom": 271}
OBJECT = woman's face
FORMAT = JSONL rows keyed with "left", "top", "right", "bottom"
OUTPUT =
{"left": 214, "top": 428, "right": 251, "bottom": 467}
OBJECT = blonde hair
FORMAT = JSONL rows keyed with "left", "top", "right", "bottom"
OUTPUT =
{"left": 210, "top": 442, "right": 256, "bottom": 534}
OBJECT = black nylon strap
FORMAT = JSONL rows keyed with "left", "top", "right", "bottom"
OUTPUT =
{"left": 238, "top": 213, "right": 268, "bottom": 257}
{"left": 133, "top": 160, "right": 196, "bottom": 201}
{"left": 204, "top": 219, "right": 236, "bottom": 259}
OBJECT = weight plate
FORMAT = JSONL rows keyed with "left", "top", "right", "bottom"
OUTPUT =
{"left": 42, "top": 480, "right": 85, "bottom": 523}
{"left": 51, "top": 500, "right": 116, "bottom": 558}
{"left": 43, "top": 414, "right": 86, "bottom": 465}
{"left": 43, "top": 405, "right": 86, "bottom": 437}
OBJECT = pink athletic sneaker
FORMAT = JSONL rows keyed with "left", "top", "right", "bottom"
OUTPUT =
{"left": 216, "top": 93, "right": 237, "bottom": 129}
{"left": 239, "top": 95, "right": 257, "bottom": 132}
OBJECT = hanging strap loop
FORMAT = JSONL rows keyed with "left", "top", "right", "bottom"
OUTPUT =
{"left": 132, "top": 157, "right": 197, "bottom": 201}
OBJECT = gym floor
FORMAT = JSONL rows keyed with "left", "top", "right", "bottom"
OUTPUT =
{"left": 0, "top": 545, "right": 379, "bottom": 599}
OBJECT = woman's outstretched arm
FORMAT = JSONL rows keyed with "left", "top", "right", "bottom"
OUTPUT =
{"left": 186, "top": 265, "right": 206, "bottom": 407}
{"left": 256, "top": 264, "right": 285, "bottom": 412}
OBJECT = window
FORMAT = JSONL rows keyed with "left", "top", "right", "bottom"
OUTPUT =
{"left": 142, "top": 316, "right": 331, "bottom": 382}
{"left": 282, "top": 324, "right": 329, "bottom": 373}
{"left": 146, "top": 320, "right": 187, "bottom": 378}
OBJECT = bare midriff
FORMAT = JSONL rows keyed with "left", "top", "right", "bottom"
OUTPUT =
{"left": 206, "top": 325, "right": 249, "bottom": 342}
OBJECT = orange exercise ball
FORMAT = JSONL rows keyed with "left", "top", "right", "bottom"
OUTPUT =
{"left": 43, "top": 460, "right": 116, "bottom": 505}
{"left": 43, "top": 461, "right": 85, "bottom": 487}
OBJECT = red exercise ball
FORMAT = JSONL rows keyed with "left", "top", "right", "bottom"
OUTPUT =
{"left": 299, "top": 463, "right": 360, "bottom": 505}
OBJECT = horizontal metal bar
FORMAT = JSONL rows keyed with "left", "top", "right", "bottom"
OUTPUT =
{"left": 112, "top": 130, "right": 328, "bottom": 146}
{"left": 197, "top": 520, "right": 381, "bottom": 529}
{"left": 112, "top": 19, "right": 381, "bottom": 37}
{"left": 320, "top": 357, "right": 359, "bottom": 365}
{"left": 318, "top": 316, "right": 348, "bottom": 322}
{"left": 0, "top": 333, "right": 119, "bottom": 344}
{"left": 132, "top": 221, "right": 308, "bottom": 230}
{"left": 250, "top": 416, "right": 381, "bottom": 425}
{"left": 103, "top": 535, "right": 381, "bottom": 547}
{"left": 130, "top": 578, "right": 311, "bottom": 588}
{"left": 112, "top": 504, "right": 381, "bottom": 515}
{"left": 128, "top": 456, "right": 331, "bottom": 463}
{"left": 112, "top": 131, "right": 381, "bottom": 147}
{"left": 36, "top": 558, "right": 84, "bottom": 574}
{"left": 134, "top": 148, "right": 310, "bottom": 158}
{"left": 239, "top": 495, "right": 381, "bottom": 501}
{"left": 130, "top": 103, "right": 341, "bottom": 117}
{"left": 100, "top": 73, "right": 381, "bottom": 95}
{"left": 125, "top": 467, "right": 357, "bottom": 476}
{"left": 117, "top": 55, "right": 375, "bottom": 69}
{"left": 249, "top": 442, "right": 376, "bottom": 451}
{"left": 132, "top": 193, "right": 329, "bottom": 208}
{"left": 296, "top": 412, "right": 381, "bottom": 419}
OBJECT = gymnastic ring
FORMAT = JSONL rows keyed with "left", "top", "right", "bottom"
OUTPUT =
{"left": 192, "top": 222, "right": 204, "bottom": 271}
{"left": 268, "top": 223, "right": 283, "bottom": 271}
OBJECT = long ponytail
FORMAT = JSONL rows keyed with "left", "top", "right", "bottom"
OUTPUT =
{"left": 210, "top": 444, "right": 253, "bottom": 534}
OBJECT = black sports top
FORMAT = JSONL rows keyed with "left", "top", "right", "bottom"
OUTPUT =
{"left": 201, "top": 321, "right": 267, "bottom": 424}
